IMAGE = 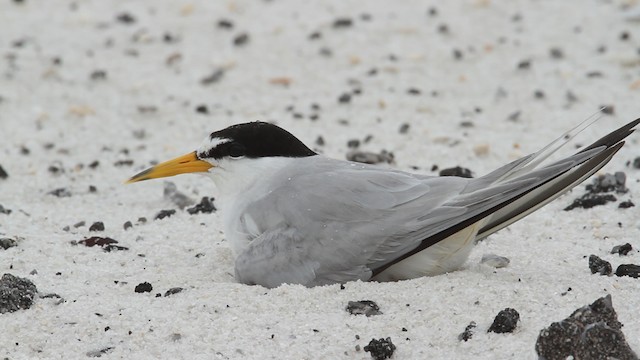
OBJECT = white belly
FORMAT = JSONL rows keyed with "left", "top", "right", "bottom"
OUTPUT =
{"left": 372, "top": 222, "right": 482, "bottom": 282}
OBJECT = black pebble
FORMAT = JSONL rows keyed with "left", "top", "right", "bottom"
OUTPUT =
{"left": 90, "top": 70, "right": 107, "bottom": 81}
{"left": 0, "top": 274, "right": 38, "bottom": 314}
{"left": 615, "top": 264, "right": 640, "bottom": 278}
{"left": 452, "top": 49, "right": 463, "bottom": 60}
{"left": 315, "top": 136, "right": 325, "bottom": 146}
{"left": 0, "top": 204, "right": 11, "bottom": 215}
{"left": 308, "top": 31, "right": 322, "bottom": 40}
{"left": 115, "top": 12, "right": 136, "bottom": 24}
{"left": 164, "top": 287, "right": 184, "bottom": 297}
{"left": 200, "top": 69, "right": 225, "bottom": 85}
{"left": 585, "top": 172, "right": 627, "bottom": 194}
{"left": 134, "top": 282, "right": 152, "bottom": 293}
{"left": 631, "top": 157, "right": 640, "bottom": 169}
{"left": 347, "top": 139, "right": 360, "bottom": 148}
{"left": 114, "top": 159, "right": 134, "bottom": 167}
{"left": 407, "top": 88, "right": 421, "bottom": 95}
{"left": 217, "top": 19, "right": 234, "bottom": 29}
{"left": 458, "top": 321, "right": 476, "bottom": 341}
{"left": 534, "top": 90, "right": 545, "bottom": 99}
{"left": 488, "top": 308, "right": 519, "bottom": 333}
{"left": 618, "top": 200, "right": 634, "bottom": 209}
{"left": 195, "top": 105, "right": 209, "bottom": 114}
{"left": 620, "top": 31, "right": 630, "bottom": 41}
{"left": 89, "top": 222, "right": 105, "bottom": 232}
{"left": 123, "top": 221, "right": 133, "bottom": 230}
{"left": 0, "top": 165, "right": 8, "bottom": 179}
{"left": 535, "top": 295, "right": 636, "bottom": 360}
{"left": 399, "top": 123, "right": 410, "bottom": 134}
{"left": 439, "top": 166, "right": 473, "bottom": 178}
{"left": 588, "top": 255, "right": 612, "bottom": 276}
{"left": 611, "top": 243, "right": 633, "bottom": 256}
{"left": 517, "top": 59, "right": 531, "bottom": 70}
{"left": 88, "top": 160, "right": 99, "bottom": 169}
{"left": 155, "top": 209, "right": 176, "bottom": 220}
{"left": 233, "top": 33, "right": 250, "bottom": 46}
{"left": 338, "top": 93, "right": 352, "bottom": 103}
{"left": 332, "top": 18, "right": 353, "bottom": 28}
{"left": 48, "top": 188, "right": 72, "bottom": 197}
{"left": 346, "top": 300, "right": 382, "bottom": 316}
{"left": 0, "top": 237, "right": 17, "bottom": 250}
{"left": 549, "top": 47, "right": 564, "bottom": 59}
{"left": 564, "top": 193, "right": 617, "bottom": 211}
{"left": 88, "top": 185, "right": 97, "bottom": 193}
{"left": 187, "top": 197, "right": 217, "bottom": 215}
{"left": 363, "top": 338, "right": 396, "bottom": 360}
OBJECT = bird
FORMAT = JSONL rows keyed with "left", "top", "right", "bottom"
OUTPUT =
{"left": 127, "top": 116, "right": 639, "bottom": 288}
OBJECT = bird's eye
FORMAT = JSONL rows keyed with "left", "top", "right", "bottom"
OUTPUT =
{"left": 227, "top": 143, "right": 246, "bottom": 158}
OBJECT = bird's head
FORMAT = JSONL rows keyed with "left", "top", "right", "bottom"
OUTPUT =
{"left": 126, "top": 121, "right": 316, "bottom": 184}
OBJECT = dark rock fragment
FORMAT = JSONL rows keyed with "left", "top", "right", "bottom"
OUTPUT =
{"left": 187, "top": 197, "right": 216, "bottom": 215}
{"left": 0, "top": 165, "right": 8, "bottom": 179}
{"left": 155, "top": 209, "right": 176, "bottom": 220}
{"left": 195, "top": 105, "right": 208, "bottom": 114}
{"left": 488, "top": 308, "right": 519, "bottom": 333}
{"left": 114, "top": 159, "right": 133, "bottom": 167}
{"left": 535, "top": 295, "right": 637, "bottom": 360}
{"left": 338, "top": 93, "right": 352, "bottom": 103}
{"left": 115, "top": 12, "right": 136, "bottom": 24}
{"left": 458, "top": 321, "right": 476, "bottom": 341}
{"left": 200, "top": 69, "right": 225, "bottom": 85}
{"left": 89, "top": 222, "right": 105, "bottom": 232}
{"left": 332, "top": 18, "right": 353, "bottom": 28}
{"left": 564, "top": 193, "right": 617, "bottom": 211}
{"left": 585, "top": 172, "right": 628, "bottom": 194}
{"left": 346, "top": 300, "right": 382, "bottom": 316}
{"left": 615, "top": 264, "right": 640, "bottom": 278}
{"left": 619, "top": 200, "right": 635, "bottom": 209}
{"left": 123, "top": 221, "right": 133, "bottom": 230}
{"left": 135, "top": 282, "right": 152, "bottom": 293}
{"left": 0, "top": 204, "right": 12, "bottom": 215}
{"left": 611, "top": 243, "right": 633, "bottom": 256}
{"left": 588, "top": 254, "right": 612, "bottom": 275}
{"left": 48, "top": 188, "right": 71, "bottom": 197}
{"left": 233, "top": 33, "right": 249, "bottom": 46}
{"left": 364, "top": 337, "right": 396, "bottom": 360}
{"left": 217, "top": 19, "right": 234, "bottom": 29}
{"left": 0, "top": 273, "right": 37, "bottom": 313}
{"left": 78, "top": 237, "right": 128, "bottom": 252}
{"left": 164, "top": 287, "right": 184, "bottom": 297}
{"left": 0, "top": 238, "right": 17, "bottom": 250}
{"left": 399, "top": 123, "right": 410, "bottom": 134}
{"left": 439, "top": 166, "right": 473, "bottom": 178}
{"left": 86, "top": 347, "right": 114, "bottom": 357}
{"left": 631, "top": 156, "right": 640, "bottom": 169}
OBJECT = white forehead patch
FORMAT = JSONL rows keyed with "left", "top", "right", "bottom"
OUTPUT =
{"left": 197, "top": 137, "right": 231, "bottom": 157}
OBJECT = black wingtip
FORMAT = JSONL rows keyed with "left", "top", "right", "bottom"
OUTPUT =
{"left": 579, "top": 117, "right": 640, "bottom": 153}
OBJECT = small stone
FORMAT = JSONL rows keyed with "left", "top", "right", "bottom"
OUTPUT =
{"left": 585, "top": 172, "right": 628, "bottom": 194}
{"left": 407, "top": 88, "right": 421, "bottom": 95}
{"left": 78, "top": 237, "right": 128, "bottom": 252}
{"left": 123, "top": 221, "right": 133, "bottom": 230}
{"left": 480, "top": 254, "right": 510, "bottom": 268}
{"left": 86, "top": 347, "right": 114, "bottom": 357}
{"left": 611, "top": 243, "right": 633, "bottom": 256}
{"left": 89, "top": 222, "right": 105, "bottom": 232}
{"left": 233, "top": 33, "right": 249, "bottom": 46}
{"left": 439, "top": 166, "right": 473, "bottom": 178}
{"left": 315, "top": 136, "right": 325, "bottom": 146}
{"left": 332, "top": 18, "right": 353, "bottom": 28}
{"left": 155, "top": 209, "right": 176, "bottom": 220}
{"left": 517, "top": 59, "right": 531, "bottom": 70}
{"left": 347, "top": 139, "right": 360, "bottom": 148}
{"left": 0, "top": 273, "right": 38, "bottom": 314}
{"left": 615, "top": 264, "right": 640, "bottom": 278}
{"left": 398, "top": 123, "right": 410, "bottom": 134}
{"left": 588, "top": 255, "right": 612, "bottom": 276}
{"left": 0, "top": 204, "right": 12, "bottom": 215}
{"left": 0, "top": 238, "right": 18, "bottom": 250}
{"left": 115, "top": 12, "right": 136, "bottom": 24}
{"left": 346, "top": 300, "right": 382, "bottom": 316}
{"left": 48, "top": 188, "right": 71, "bottom": 197}
{"left": 89, "top": 70, "right": 107, "bottom": 81}
{"left": 488, "top": 308, "right": 519, "bottom": 333}
{"left": 73, "top": 221, "right": 86, "bottom": 228}
{"left": 338, "top": 93, "right": 352, "bottom": 103}
{"left": 549, "top": 47, "right": 564, "bottom": 59}
{"left": 458, "top": 321, "right": 476, "bottom": 341}
{"left": 564, "top": 193, "right": 617, "bottom": 211}
{"left": 535, "top": 295, "right": 637, "bottom": 360}
{"left": 200, "top": 69, "right": 225, "bottom": 85}
{"left": 164, "top": 287, "right": 184, "bottom": 297}
{"left": 217, "top": 19, "right": 234, "bottom": 29}
{"left": 618, "top": 200, "right": 635, "bottom": 209}
{"left": 186, "top": 197, "right": 216, "bottom": 215}
{"left": 134, "top": 282, "right": 152, "bottom": 293}
{"left": 195, "top": 105, "right": 209, "bottom": 114}
{"left": 0, "top": 165, "right": 8, "bottom": 179}
{"left": 363, "top": 337, "right": 396, "bottom": 360}
{"left": 631, "top": 157, "right": 640, "bottom": 169}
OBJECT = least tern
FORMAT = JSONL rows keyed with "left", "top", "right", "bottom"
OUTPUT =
{"left": 128, "top": 116, "right": 639, "bottom": 288}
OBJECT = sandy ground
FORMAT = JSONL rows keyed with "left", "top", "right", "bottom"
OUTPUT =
{"left": 1, "top": 0, "right": 639, "bottom": 359}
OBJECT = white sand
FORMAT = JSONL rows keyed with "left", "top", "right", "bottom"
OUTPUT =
{"left": 1, "top": 1, "right": 639, "bottom": 359}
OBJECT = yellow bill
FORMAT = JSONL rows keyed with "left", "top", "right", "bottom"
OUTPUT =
{"left": 126, "top": 151, "right": 213, "bottom": 184}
